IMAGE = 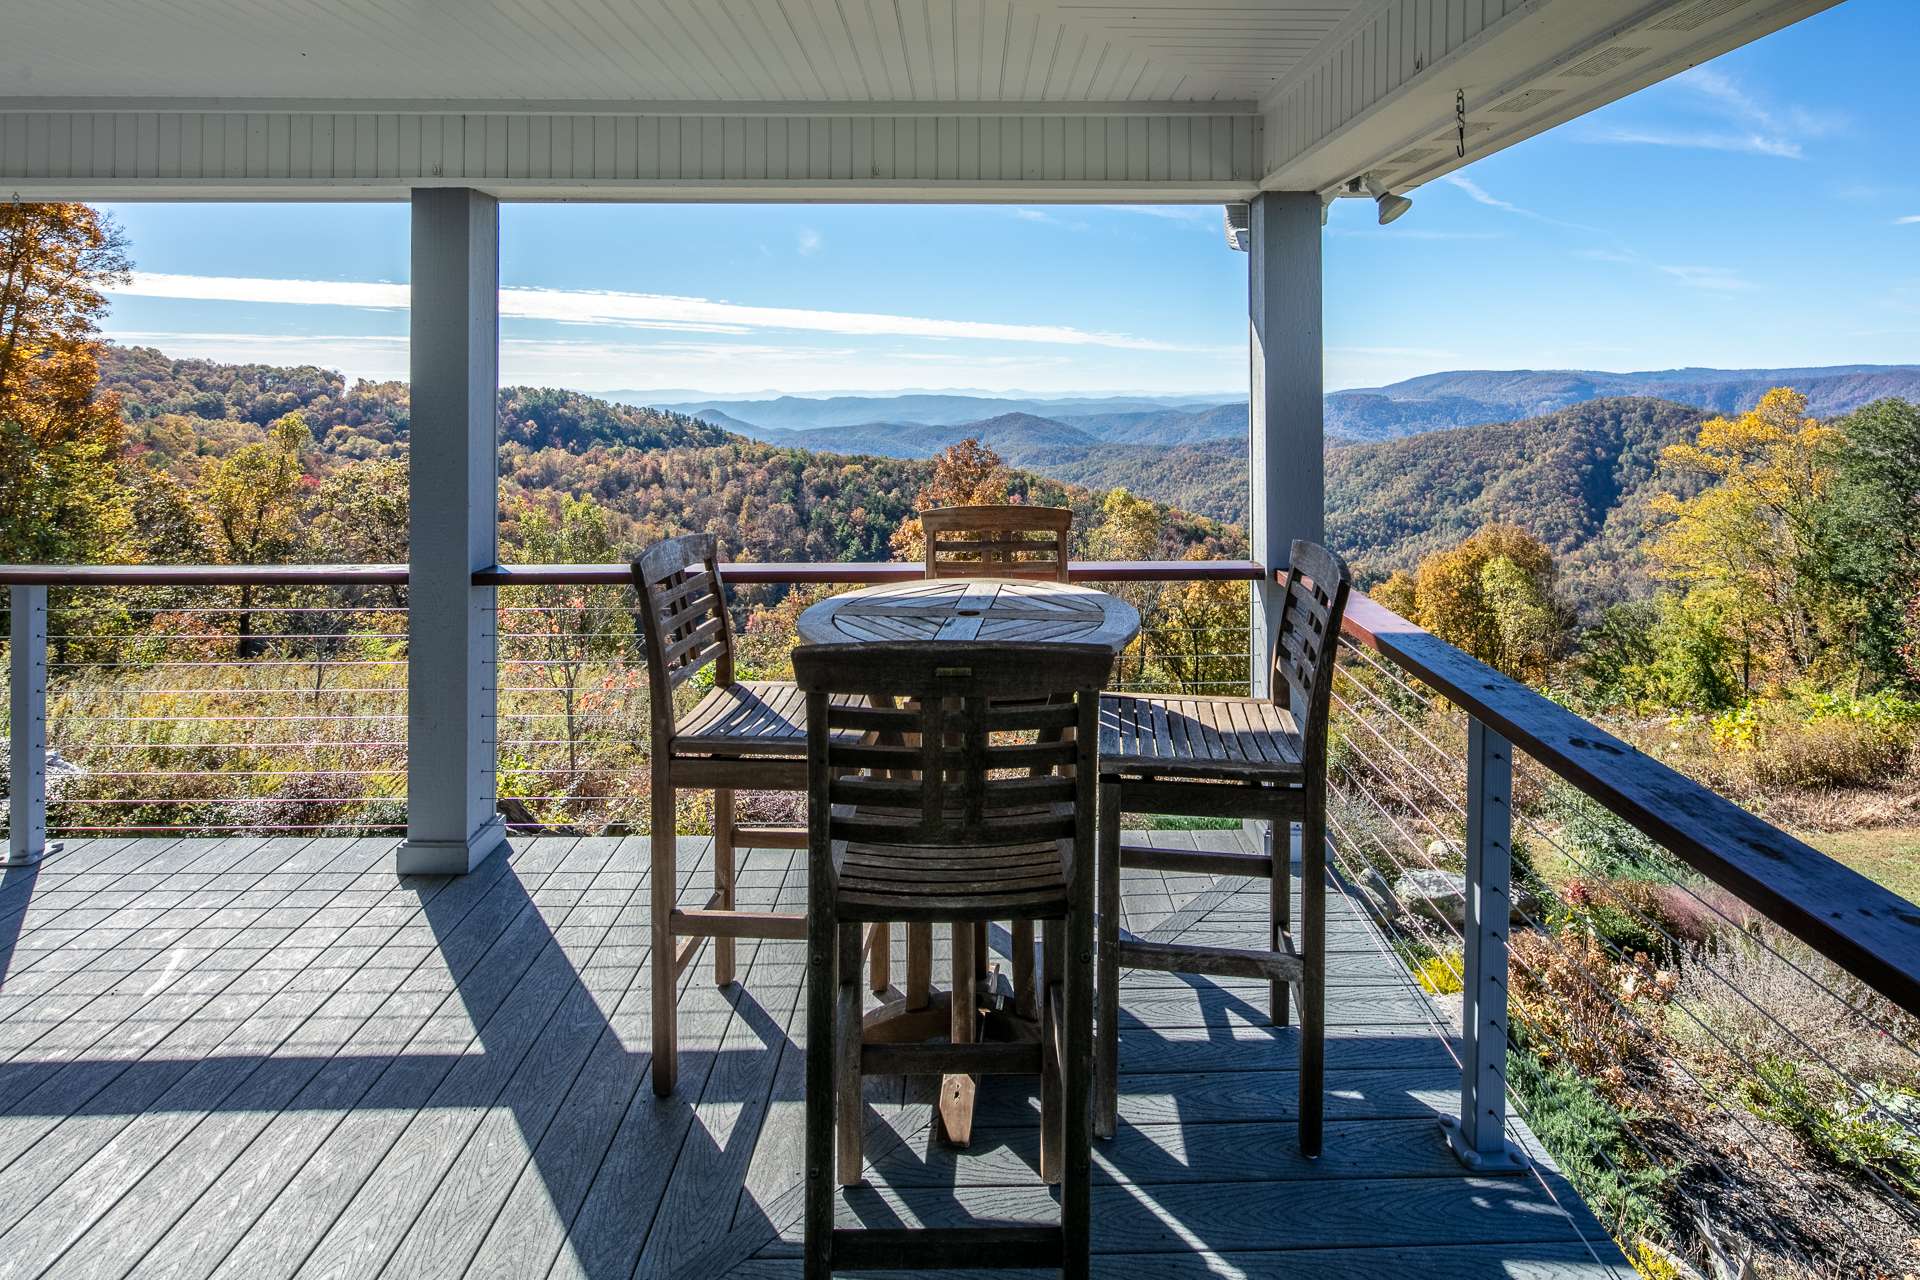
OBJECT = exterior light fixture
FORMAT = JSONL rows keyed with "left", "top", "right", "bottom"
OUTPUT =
{"left": 1364, "top": 173, "right": 1412, "bottom": 225}
{"left": 1223, "top": 202, "right": 1250, "bottom": 252}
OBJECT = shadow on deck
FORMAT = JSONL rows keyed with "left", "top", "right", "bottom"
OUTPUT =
{"left": 0, "top": 832, "right": 1627, "bottom": 1279}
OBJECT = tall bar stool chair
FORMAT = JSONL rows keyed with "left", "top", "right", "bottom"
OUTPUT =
{"left": 918, "top": 504, "right": 1073, "bottom": 582}
{"left": 1093, "top": 540, "right": 1351, "bottom": 1156}
{"left": 912, "top": 502, "right": 1076, "bottom": 1015}
{"left": 633, "top": 532, "right": 861, "bottom": 1096}
{"left": 795, "top": 641, "right": 1109, "bottom": 1279}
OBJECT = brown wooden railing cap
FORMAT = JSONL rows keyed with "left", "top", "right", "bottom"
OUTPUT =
{"left": 0, "top": 560, "right": 1263, "bottom": 588}
{"left": 1339, "top": 590, "right": 1920, "bottom": 1018}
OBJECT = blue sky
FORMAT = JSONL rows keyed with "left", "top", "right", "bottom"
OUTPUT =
{"left": 98, "top": 0, "right": 1917, "bottom": 399}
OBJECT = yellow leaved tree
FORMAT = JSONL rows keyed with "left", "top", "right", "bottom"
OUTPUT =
{"left": 1647, "top": 387, "right": 1845, "bottom": 693}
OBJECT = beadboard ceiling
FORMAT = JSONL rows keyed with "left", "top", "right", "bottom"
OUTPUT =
{"left": 1, "top": 0, "right": 1366, "bottom": 104}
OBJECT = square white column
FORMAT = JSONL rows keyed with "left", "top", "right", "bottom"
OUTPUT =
{"left": 399, "top": 188, "right": 507, "bottom": 875}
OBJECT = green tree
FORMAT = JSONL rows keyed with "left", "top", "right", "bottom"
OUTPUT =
{"left": 1823, "top": 397, "right": 1920, "bottom": 690}
{"left": 197, "top": 410, "right": 311, "bottom": 651}
{"left": 501, "top": 495, "right": 633, "bottom": 776}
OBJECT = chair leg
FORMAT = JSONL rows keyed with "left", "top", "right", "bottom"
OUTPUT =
{"left": 1270, "top": 816, "right": 1291, "bottom": 1028}
{"left": 1299, "top": 796, "right": 1326, "bottom": 1159}
{"left": 804, "top": 882, "right": 837, "bottom": 1279}
{"left": 713, "top": 787, "right": 735, "bottom": 988}
{"left": 1039, "top": 918, "right": 1062, "bottom": 1184}
{"left": 906, "top": 923, "right": 932, "bottom": 1010}
{"left": 1011, "top": 919, "right": 1036, "bottom": 1019}
{"left": 1094, "top": 781, "right": 1121, "bottom": 1141}
{"left": 837, "top": 924, "right": 865, "bottom": 1186}
{"left": 1063, "top": 880, "right": 1095, "bottom": 1277}
{"left": 940, "top": 920, "right": 978, "bottom": 1147}
{"left": 868, "top": 922, "right": 890, "bottom": 995}
{"left": 650, "top": 775, "right": 679, "bottom": 1098}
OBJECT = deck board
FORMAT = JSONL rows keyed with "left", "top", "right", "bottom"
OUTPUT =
{"left": 0, "top": 834, "right": 1628, "bottom": 1280}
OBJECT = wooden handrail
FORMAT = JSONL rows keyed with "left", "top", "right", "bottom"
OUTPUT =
{"left": 1339, "top": 590, "right": 1920, "bottom": 1018}
{"left": 0, "top": 560, "right": 1265, "bottom": 588}
{"left": 0, "top": 564, "right": 410, "bottom": 586}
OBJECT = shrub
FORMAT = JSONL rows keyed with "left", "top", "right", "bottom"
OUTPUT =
{"left": 1510, "top": 928, "right": 1675, "bottom": 1096}
{"left": 1507, "top": 1039, "right": 1671, "bottom": 1243}
{"left": 1412, "top": 948, "right": 1463, "bottom": 996}
{"left": 1546, "top": 782, "right": 1682, "bottom": 882}
{"left": 1668, "top": 930, "right": 1920, "bottom": 1089}
{"left": 1742, "top": 1055, "right": 1920, "bottom": 1198}
{"left": 1708, "top": 691, "right": 1919, "bottom": 789}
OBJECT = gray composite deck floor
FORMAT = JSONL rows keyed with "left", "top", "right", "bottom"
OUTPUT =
{"left": 0, "top": 831, "right": 1630, "bottom": 1279}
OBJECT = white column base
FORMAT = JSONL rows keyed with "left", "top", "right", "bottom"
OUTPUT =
{"left": 395, "top": 815, "right": 508, "bottom": 875}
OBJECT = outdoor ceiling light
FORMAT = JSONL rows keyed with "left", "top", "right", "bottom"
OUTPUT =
{"left": 1364, "top": 173, "right": 1413, "bottom": 225}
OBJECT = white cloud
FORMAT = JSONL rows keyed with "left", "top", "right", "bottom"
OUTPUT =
{"left": 1580, "top": 68, "right": 1838, "bottom": 160}
{"left": 1897, "top": 215, "right": 1920, "bottom": 225}
{"left": 1439, "top": 174, "right": 1525, "bottom": 215}
{"left": 796, "top": 227, "right": 823, "bottom": 255}
{"left": 110, "top": 271, "right": 1188, "bottom": 352}
{"left": 1656, "top": 264, "right": 1753, "bottom": 292}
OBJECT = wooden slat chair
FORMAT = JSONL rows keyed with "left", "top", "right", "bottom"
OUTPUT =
{"left": 919, "top": 504, "right": 1073, "bottom": 583}
{"left": 634, "top": 532, "right": 864, "bottom": 1097}
{"left": 916, "top": 504, "right": 1076, "bottom": 1011}
{"left": 1093, "top": 539, "right": 1351, "bottom": 1156}
{"left": 796, "top": 642, "right": 1109, "bottom": 1280}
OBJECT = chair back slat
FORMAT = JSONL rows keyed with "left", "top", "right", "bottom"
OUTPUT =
{"left": 632, "top": 533, "right": 736, "bottom": 715}
{"left": 1268, "top": 540, "right": 1352, "bottom": 766}
{"left": 918, "top": 505, "right": 1072, "bottom": 582}
{"left": 795, "top": 642, "right": 1109, "bottom": 854}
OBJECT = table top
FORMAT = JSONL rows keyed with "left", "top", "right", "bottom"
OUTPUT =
{"left": 795, "top": 577, "right": 1140, "bottom": 652}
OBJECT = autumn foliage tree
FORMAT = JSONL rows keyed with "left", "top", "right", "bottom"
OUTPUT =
{"left": 1647, "top": 388, "right": 1843, "bottom": 693}
{"left": 888, "top": 436, "right": 1012, "bottom": 561}
{"left": 0, "top": 202, "right": 133, "bottom": 566}
{"left": 1408, "top": 523, "right": 1569, "bottom": 684}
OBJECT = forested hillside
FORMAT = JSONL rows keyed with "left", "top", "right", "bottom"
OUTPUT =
{"left": 96, "top": 345, "right": 1241, "bottom": 573}
{"left": 1327, "top": 396, "right": 1711, "bottom": 610}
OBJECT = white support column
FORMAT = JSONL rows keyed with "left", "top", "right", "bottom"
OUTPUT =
{"left": 1247, "top": 190, "right": 1324, "bottom": 701}
{"left": 1440, "top": 717, "right": 1529, "bottom": 1173}
{"left": 7, "top": 585, "right": 52, "bottom": 866}
{"left": 399, "top": 188, "right": 507, "bottom": 875}
{"left": 1247, "top": 192, "right": 1324, "bottom": 869}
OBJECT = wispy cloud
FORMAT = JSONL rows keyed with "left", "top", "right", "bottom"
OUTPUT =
{"left": 1897, "top": 215, "right": 1920, "bottom": 225}
{"left": 109, "top": 271, "right": 1189, "bottom": 352}
{"left": 796, "top": 227, "right": 823, "bottom": 256}
{"left": 1656, "top": 264, "right": 1753, "bottom": 292}
{"left": 1330, "top": 226, "right": 1502, "bottom": 241}
{"left": 1439, "top": 174, "right": 1525, "bottom": 215}
{"left": 1438, "top": 174, "right": 1608, "bottom": 237}
{"left": 1581, "top": 68, "right": 1838, "bottom": 159}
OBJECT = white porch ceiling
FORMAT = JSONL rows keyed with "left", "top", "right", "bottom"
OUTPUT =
{"left": 0, "top": 0, "right": 1844, "bottom": 200}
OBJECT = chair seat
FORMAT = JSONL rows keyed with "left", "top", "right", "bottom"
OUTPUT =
{"left": 672, "top": 680, "right": 864, "bottom": 756}
{"left": 1099, "top": 694, "right": 1304, "bottom": 781}
{"left": 833, "top": 836, "right": 1071, "bottom": 923}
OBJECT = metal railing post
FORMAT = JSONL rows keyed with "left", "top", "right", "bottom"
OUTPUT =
{"left": 7, "top": 585, "right": 53, "bottom": 866}
{"left": 1440, "top": 715, "right": 1527, "bottom": 1172}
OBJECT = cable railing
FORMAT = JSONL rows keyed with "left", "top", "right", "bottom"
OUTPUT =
{"left": 1330, "top": 593, "right": 1920, "bottom": 1279}
{"left": 3, "top": 559, "right": 1258, "bottom": 843}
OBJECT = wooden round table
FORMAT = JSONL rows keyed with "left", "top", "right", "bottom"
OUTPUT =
{"left": 796, "top": 577, "right": 1139, "bottom": 1146}
{"left": 796, "top": 577, "right": 1140, "bottom": 650}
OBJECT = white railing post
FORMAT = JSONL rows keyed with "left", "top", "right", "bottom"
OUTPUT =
{"left": 1441, "top": 716, "right": 1528, "bottom": 1172}
{"left": 7, "top": 585, "right": 53, "bottom": 866}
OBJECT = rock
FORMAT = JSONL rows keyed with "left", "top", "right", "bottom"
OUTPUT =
{"left": 1395, "top": 869, "right": 1467, "bottom": 927}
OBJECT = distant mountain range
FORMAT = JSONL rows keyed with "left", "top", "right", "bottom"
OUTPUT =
{"left": 620, "top": 364, "right": 1920, "bottom": 461}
